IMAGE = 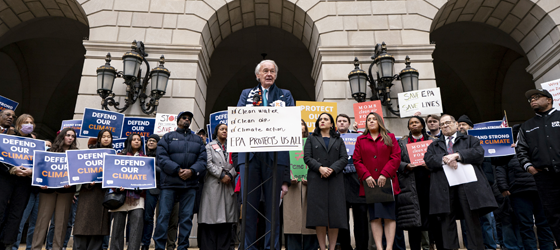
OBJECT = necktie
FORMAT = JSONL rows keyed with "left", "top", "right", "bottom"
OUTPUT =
{"left": 263, "top": 89, "right": 268, "bottom": 106}
{"left": 447, "top": 136, "right": 454, "bottom": 154}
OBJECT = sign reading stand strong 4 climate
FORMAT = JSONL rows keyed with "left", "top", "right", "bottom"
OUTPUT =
{"left": 32, "top": 151, "right": 68, "bottom": 188}
{"left": 102, "top": 154, "right": 156, "bottom": 189}
{"left": 0, "top": 134, "right": 46, "bottom": 167}
{"left": 61, "top": 120, "right": 84, "bottom": 138}
{"left": 80, "top": 108, "right": 124, "bottom": 138}
{"left": 66, "top": 149, "right": 116, "bottom": 185}
{"left": 228, "top": 106, "right": 302, "bottom": 153}
{"left": 467, "top": 128, "right": 516, "bottom": 157}
{"left": 0, "top": 95, "right": 18, "bottom": 111}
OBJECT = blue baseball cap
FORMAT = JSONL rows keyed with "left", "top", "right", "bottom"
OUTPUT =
{"left": 177, "top": 111, "right": 193, "bottom": 122}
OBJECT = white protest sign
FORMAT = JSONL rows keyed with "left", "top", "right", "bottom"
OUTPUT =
{"left": 540, "top": 78, "right": 560, "bottom": 110}
{"left": 227, "top": 106, "right": 302, "bottom": 153}
{"left": 398, "top": 87, "right": 443, "bottom": 118}
{"left": 154, "top": 113, "right": 178, "bottom": 135}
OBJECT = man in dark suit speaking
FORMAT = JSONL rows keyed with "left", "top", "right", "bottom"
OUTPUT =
{"left": 237, "top": 60, "right": 294, "bottom": 250}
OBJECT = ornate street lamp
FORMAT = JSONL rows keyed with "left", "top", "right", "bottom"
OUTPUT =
{"left": 348, "top": 42, "right": 420, "bottom": 116}
{"left": 96, "top": 40, "right": 171, "bottom": 115}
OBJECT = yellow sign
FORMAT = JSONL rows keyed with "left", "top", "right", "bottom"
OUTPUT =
{"left": 296, "top": 101, "right": 338, "bottom": 132}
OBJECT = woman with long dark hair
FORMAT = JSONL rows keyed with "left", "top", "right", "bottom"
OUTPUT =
{"left": 110, "top": 133, "right": 146, "bottom": 250}
{"left": 32, "top": 128, "right": 78, "bottom": 250}
{"left": 353, "top": 112, "right": 401, "bottom": 250}
{"left": 73, "top": 129, "right": 113, "bottom": 250}
{"left": 304, "top": 113, "right": 348, "bottom": 250}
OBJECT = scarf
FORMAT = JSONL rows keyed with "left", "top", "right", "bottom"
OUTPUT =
{"left": 246, "top": 83, "right": 283, "bottom": 106}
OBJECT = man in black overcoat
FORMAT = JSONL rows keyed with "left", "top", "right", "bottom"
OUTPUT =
{"left": 424, "top": 114, "right": 497, "bottom": 250}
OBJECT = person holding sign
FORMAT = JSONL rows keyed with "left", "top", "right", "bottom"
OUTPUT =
{"left": 236, "top": 60, "right": 294, "bottom": 250}
{"left": 32, "top": 128, "right": 78, "bottom": 250}
{"left": 304, "top": 113, "right": 348, "bottom": 250}
{"left": 72, "top": 129, "right": 113, "bottom": 250}
{"left": 423, "top": 114, "right": 497, "bottom": 250}
{"left": 109, "top": 134, "right": 146, "bottom": 250}
{"left": 353, "top": 112, "right": 401, "bottom": 250}
{"left": 396, "top": 116, "right": 434, "bottom": 250}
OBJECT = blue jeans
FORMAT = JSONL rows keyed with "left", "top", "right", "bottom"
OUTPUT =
{"left": 12, "top": 193, "right": 40, "bottom": 250}
{"left": 497, "top": 217, "right": 523, "bottom": 250}
{"left": 142, "top": 191, "right": 159, "bottom": 246}
{"left": 153, "top": 188, "right": 195, "bottom": 250}
{"left": 510, "top": 191, "right": 555, "bottom": 250}
{"left": 46, "top": 196, "right": 78, "bottom": 249}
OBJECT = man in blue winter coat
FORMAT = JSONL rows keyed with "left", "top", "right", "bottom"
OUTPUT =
{"left": 153, "top": 111, "right": 206, "bottom": 250}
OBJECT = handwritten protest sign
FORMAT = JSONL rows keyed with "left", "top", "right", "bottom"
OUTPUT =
{"left": 228, "top": 106, "right": 302, "bottom": 152}
{"left": 80, "top": 108, "right": 124, "bottom": 138}
{"left": 541, "top": 78, "right": 560, "bottom": 110}
{"left": 297, "top": 101, "right": 337, "bottom": 131}
{"left": 473, "top": 121, "right": 503, "bottom": 130}
{"left": 208, "top": 111, "right": 228, "bottom": 141}
{"left": 61, "top": 120, "right": 84, "bottom": 138}
{"left": 468, "top": 128, "right": 515, "bottom": 157}
{"left": 353, "top": 101, "right": 383, "bottom": 129}
{"left": 32, "top": 151, "right": 68, "bottom": 188}
{"left": 289, "top": 138, "right": 307, "bottom": 181}
{"left": 398, "top": 88, "right": 443, "bottom": 118}
{"left": 121, "top": 117, "right": 155, "bottom": 138}
{"left": 406, "top": 140, "right": 433, "bottom": 166}
{"left": 341, "top": 133, "right": 359, "bottom": 155}
{"left": 0, "top": 134, "right": 46, "bottom": 167}
{"left": 66, "top": 149, "right": 116, "bottom": 185}
{"left": 102, "top": 154, "right": 156, "bottom": 189}
{"left": 0, "top": 95, "right": 18, "bottom": 111}
{"left": 154, "top": 113, "right": 177, "bottom": 135}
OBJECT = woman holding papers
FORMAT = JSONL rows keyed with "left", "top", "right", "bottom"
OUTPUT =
{"left": 32, "top": 128, "right": 78, "bottom": 250}
{"left": 353, "top": 112, "right": 401, "bottom": 250}
{"left": 110, "top": 134, "right": 146, "bottom": 250}
{"left": 304, "top": 113, "right": 348, "bottom": 250}
{"left": 73, "top": 129, "right": 113, "bottom": 250}
{"left": 396, "top": 116, "right": 433, "bottom": 250}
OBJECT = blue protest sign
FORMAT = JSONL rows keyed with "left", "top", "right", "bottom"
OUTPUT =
{"left": 102, "top": 154, "right": 156, "bottom": 189}
{"left": 112, "top": 139, "right": 127, "bottom": 154}
{"left": 473, "top": 120, "right": 503, "bottom": 130}
{"left": 340, "top": 133, "right": 359, "bottom": 155}
{"left": 0, "top": 134, "right": 46, "bottom": 167}
{"left": 32, "top": 151, "right": 68, "bottom": 188}
{"left": 121, "top": 117, "right": 156, "bottom": 138}
{"left": 0, "top": 95, "right": 18, "bottom": 111}
{"left": 61, "top": 120, "right": 84, "bottom": 138}
{"left": 467, "top": 128, "right": 515, "bottom": 157}
{"left": 80, "top": 108, "right": 124, "bottom": 138}
{"left": 206, "top": 124, "right": 212, "bottom": 142}
{"left": 209, "top": 111, "right": 228, "bottom": 141}
{"left": 66, "top": 149, "right": 116, "bottom": 185}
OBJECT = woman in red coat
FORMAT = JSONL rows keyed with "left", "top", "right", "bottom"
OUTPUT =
{"left": 353, "top": 112, "right": 401, "bottom": 250}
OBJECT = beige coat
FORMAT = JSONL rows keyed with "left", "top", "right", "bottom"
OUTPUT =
{"left": 282, "top": 182, "right": 316, "bottom": 235}
{"left": 198, "top": 140, "right": 238, "bottom": 224}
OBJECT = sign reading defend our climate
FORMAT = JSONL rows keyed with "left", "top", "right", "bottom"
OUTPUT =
{"left": 398, "top": 88, "right": 443, "bottom": 118}
{"left": 0, "top": 95, "right": 18, "bottom": 111}
{"left": 353, "top": 101, "right": 383, "bottom": 129}
{"left": 102, "top": 154, "right": 156, "bottom": 189}
{"left": 32, "top": 151, "right": 68, "bottom": 188}
{"left": 467, "top": 128, "right": 516, "bottom": 157}
{"left": 227, "top": 106, "right": 302, "bottom": 153}
{"left": 66, "top": 149, "right": 116, "bottom": 185}
{"left": 80, "top": 108, "right": 125, "bottom": 138}
{"left": 208, "top": 111, "right": 228, "bottom": 141}
{"left": 0, "top": 134, "right": 46, "bottom": 167}
{"left": 121, "top": 117, "right": 156, "bottom": 138}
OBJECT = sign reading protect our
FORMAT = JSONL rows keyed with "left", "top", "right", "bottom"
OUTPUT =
{"left": 66, "top": 149, "right": 116, "bottom": 185}
{"left": 102, "top": 154, "right": 156, "bottom": 189}
{"left": 32, "top": 151, "right": 68, "bottom": 188}
{"left": 80, "top": 108, "right": 125, "bottom": 138}
{"left": 0, "top": 134, "right": 46, "bottom": 167}
{"left": 297, "top": 101, "right": 337, "bottom": 132}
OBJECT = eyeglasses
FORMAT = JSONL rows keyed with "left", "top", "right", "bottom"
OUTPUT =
{"left": 440, "top": 121, "right": 455, "bottom": 127}
{"left": 528, "top": 94, "right": 543, "bottom": 103}
{"left": 180, "top": 116, "right": 190, "bottom": 120}
{"left": 260, "top": 69, "right": 276, "bottom": 75}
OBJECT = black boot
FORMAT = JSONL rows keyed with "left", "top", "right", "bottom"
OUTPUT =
{"left": 141, "top": 245, "right": 149, "bottom": 250}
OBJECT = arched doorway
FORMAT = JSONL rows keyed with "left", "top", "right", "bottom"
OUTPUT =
{"left": 0, "top": 0, "right": 89, "bottom": 139}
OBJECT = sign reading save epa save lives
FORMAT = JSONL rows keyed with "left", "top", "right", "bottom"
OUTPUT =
{"left": 0, "top": 95, "right": 18, "bottom": 111}
{"left": 0, "top": 134, "right": 46, "bottom": 167}
{"left": 467, "top": 128, "right": 515, "bottom": 157}
{"left": 102, "top": 154, "right": 156, "bottom": 189}
{"left": 32, "top": 151, "right": 68, "bottom": 188}
{"left": 66, "top": 149, "right": 116, "bottom": 185}
{"left": 121, "top": 117, "right": 155, "bottom": 138}
{"left": 353, "top": 101, "right": 383, "bottom": 129}
{"left": 398, "top": 88, "right": 443, "bottom": 118}
{"left": 80, "top": 108, "right": 124, "bottom": 138}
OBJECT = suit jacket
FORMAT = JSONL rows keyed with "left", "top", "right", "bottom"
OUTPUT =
{"left": 424, "top": 132, "right": 498, "bottom": 215}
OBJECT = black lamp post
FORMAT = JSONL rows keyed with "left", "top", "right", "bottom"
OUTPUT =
{"left": 96, "top": 40, "right": 171, "bottom": 115}
{"left": 348, "top": 42, "right": 420, "bottom": 116}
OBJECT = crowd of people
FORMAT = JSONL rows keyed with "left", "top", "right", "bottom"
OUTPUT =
{"left": 1, "top": 59, "right": 559, "bottom": 250}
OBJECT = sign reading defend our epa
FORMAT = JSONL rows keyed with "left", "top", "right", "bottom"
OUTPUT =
{"left": 398, "top": 88, "right": 443, "bottom": 118}
{"left": 80, "top": 108, "right": 125, "bottom": 138}
{"left": 102, "top": 154, "right": 156, "bottom": 189}
{"left": 32, "top": 151, "right": 68, "bottom": 188}
{"left": 0, "top": 134, "right": 46, "bottom": 167}
{"left": 227, "top": 106, "right": 302, "bottom": 153}
{"left": 66, "top": 149, "right": 116, "bottom": 185}
{"left": 467, "top": 128, "right": 516, "bottom": 157}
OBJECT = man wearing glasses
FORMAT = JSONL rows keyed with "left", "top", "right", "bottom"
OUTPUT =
{"left": 424, "top": 114, "right": 497, "bottom": 250}
{"left": 516, "top": 89, "right": 560, "bottom": 242}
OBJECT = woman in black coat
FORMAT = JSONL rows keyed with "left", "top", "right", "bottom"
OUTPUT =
{"left": 304, "top": 113, "right": 348, "bottom": 250}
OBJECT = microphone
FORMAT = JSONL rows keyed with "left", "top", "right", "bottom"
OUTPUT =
{"left": 253, "top": 93, "right": 261, "bottom": 105}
